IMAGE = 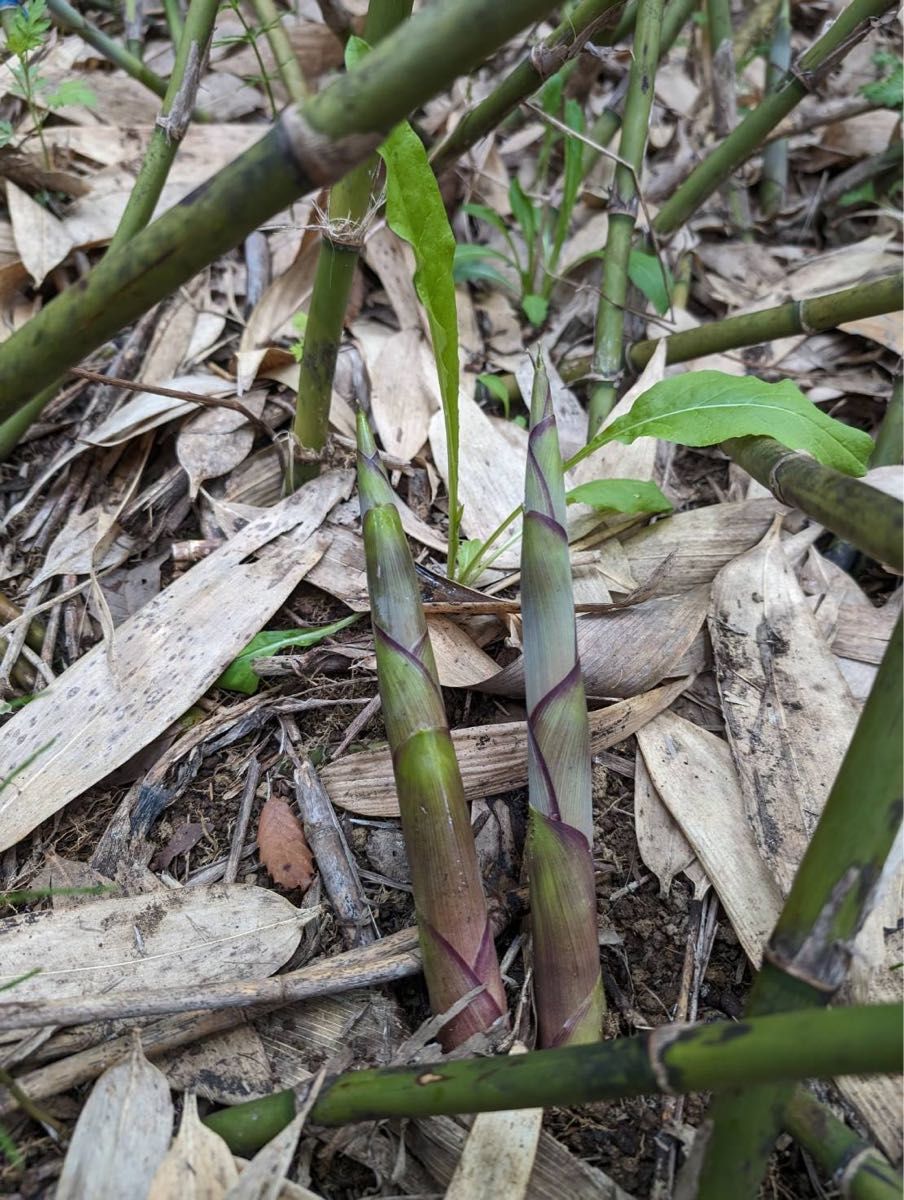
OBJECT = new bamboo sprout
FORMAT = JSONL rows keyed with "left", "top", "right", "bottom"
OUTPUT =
{"left": 522, "top": 363, "right": 604, "bottom": 1047}
{"left": 357, "top": 412, "right": 506, "bottom": 1048}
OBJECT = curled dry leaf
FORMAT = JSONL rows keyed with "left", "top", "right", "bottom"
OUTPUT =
{"left": 258, "top": 796, "right": 315, "bottom": 891}
{"left": 56, "top": 1039, "right": 174, "bottom": 1200}
{"left": 148, "top": 1092, "right": 239, "bottom": 1200}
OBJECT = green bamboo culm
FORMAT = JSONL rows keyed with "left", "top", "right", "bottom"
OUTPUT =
{"left": 783, "top": 1088, "right": 903, "bottom": 1200}
{"left": 653, "top": 0, "right": 897, "bottom": 236}
{"left": 872, "top": 374, "right": 903, "bottom": 469}
{"left": 203, "top": 1003, "right": 903, "bottom": 1153}
{"left": 108, "top": 0, "right": 220, "bottom": 254}
{"left": 696, "top": 616, "right": 904, "bottom": 1198}
{"left": 522, "top": 362, "right": 604, "bottom": 1047}
{"left": 252, "top": 0, "right": 309, "bottom": 104}
{"left": 758, "top": 0, "right": 791, "bottom": 218}
{"left": 291, "top": 0, "right": 412, "bottom": 481}
{"left": 588, "top": 0, "right": 664, "bottom": 436}
{"left": 46, "top": 0, "right": 171, "bottom": 102}
{"left": 0, "top": 0, "right": 564, "bottom": 426}
{"left": 356, "top": 412, "right": 506, "bottom": 1048}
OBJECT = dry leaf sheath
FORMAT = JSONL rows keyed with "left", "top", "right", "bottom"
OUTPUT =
{"left": 521, "top": 363, "right": 605, "bottom": 1046}
{"left": 356, "top": 411, "right": 506, "bottom": 1048}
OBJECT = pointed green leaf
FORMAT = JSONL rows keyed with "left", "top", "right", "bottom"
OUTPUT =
{"left": 580, "top": 372, "right": 874, "bottom": 476}
{"left": 509, "top": 177, "right": 537, "bottom": 246}
{"left": 216, "top": 615, "right": 360, "bottom": 694}
{"left": 566, "top": 477, "right": 672, "bottom": 515}
{"left": 522, "top": 293, "right": 548, "bottom": 326}
{"left": 627, "top": 248, "right": 672, "bottom": 315}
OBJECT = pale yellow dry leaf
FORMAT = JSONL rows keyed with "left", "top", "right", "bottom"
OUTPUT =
{"left": 634, "top": 751, "right": 707, "bottom": 899}
{"left": 636, "top": 711, "right": 783, "bottom": 964}
{"left": 6, "top": 179, "right": 75, "bottom": 286}
{"left": 839, "top": 312, "right": 904, "bottom": 355}
{"left": 0, "top": 472, "right": 350, "bottom": 852}
{"left": 427, "top": 615, "right": 500, "bottom": 688}
{"left": 367, "top": 327, "right": 439, "bottom": 461}
{"left": 710, "top": 521, "right": 859, "bottom": 896}
{"left": 30, "top": 504, "right": 136, "bottom": 589}
{"left": 149, "top": 1093, "right": 239, "bottom": 1199}
{"left": 444, "top": 1043, "right": 542, "bottom": 1200}
{"left": 362, "top": 223, "right": 423, "bottom": 332}
{"left": 177, "top": 390, "right": 268, "bottom": 498}
{"left": 83, "top": 374, "right": 231, "bottom": 446}
{"left": 321, "top": 678, "right": 689, "bottom": 816}
{"left": 56, "top": 1039, "right": 174, "bottom": 1200}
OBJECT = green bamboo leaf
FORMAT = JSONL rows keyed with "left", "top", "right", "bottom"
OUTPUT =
{"left": 377, "top": 116, "right": 462, "bottom": 571}
{"left": 566, "top": 477, "right": 673, "bottom": 514}
{"left": 216, "top": 615, "right": 360, "bottom": 694}
{"left": 477, "top": 372, "right": 513, "bottom": 418}
{"left": 522, "top": 293, "right": 548, "bottom": 326}
{"left": 627, "top": 248, "right": 672, "bottom": 315}
{"left": 509, "top": 177, "right": 537, "bottom": 246}
{"left": 585, "top": 372, "right": 875, "bottom": 476}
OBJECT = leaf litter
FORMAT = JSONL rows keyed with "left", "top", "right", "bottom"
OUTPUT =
{"left": 0, "top": 4, "right": 901, "bottom": 1197}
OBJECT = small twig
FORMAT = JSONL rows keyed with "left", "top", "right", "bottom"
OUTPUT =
{"left": 224, "top": 758, "right": 262, "bottom": 885}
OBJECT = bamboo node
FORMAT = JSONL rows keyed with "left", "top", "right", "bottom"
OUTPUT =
{"left": 530, "top": 42, "right": 569, "bottom": 80}
{"left": 766, "top": 448, "right": 809, "bottom": 500}
{"left": 280, "top": 108, "right": 383, "bottom": 188}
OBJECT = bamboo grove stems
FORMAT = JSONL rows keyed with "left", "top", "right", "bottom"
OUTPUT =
{"left": 560, "top": 273, "right": 904, "bottom": 378}
{"left": 696, "top": 617, "right": 904, "bottom": 1198}
{"left": 783, "top": 1089, "right": 902, "bottom": 1200}
{"left": 706, "top": 0, "right": 752, "bottom": 234}
{"left": 291, "top": 0, "right": 410, "bottom": 473}
{"left": 653, "top": 0, "right": 896, "bottom": 237}
{"left": 108, "top": 0, "right": 220, "bottom": 254}
{"left": 0, "top": 0, "right": 563, "bottom": 422}
{"left": 521, "top": 364, "right": 603, "bottom": 1047}
{"left": 251, "top": 0, "right": 309, "bottom": 104}
{"left": 202, "top": 1004, "right": 902, "bottom": 1152}
{"left": 428, "top": 0, "right": 622, "bottom": 174}
{"left": 872, "top": 375, "right": 903, "bottom": 468}
{"left": 759, "top": 0, "right": 791, "bottom": 218}
{"left": 583, "top": 0, "right": 697, "bottom": 178}
{"left": 45, "top": 0, "right": 170, "bottom": 103}
{"left": 722, "top": 437, "right": 903, "bottom": 572}
{"left": 356, "top": 413, "right": 506, "bottom": 1048}
{"left": 587, "top": 0, "right": 663, "bottom": 435}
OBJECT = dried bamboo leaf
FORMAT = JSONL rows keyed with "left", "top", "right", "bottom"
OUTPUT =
{"left": 30, "top": 504, "right": 136, "bottom": 588}
{"left": 83, "top": 374, "right": 230, "bottom": 445}
{"left": 636, "top": 711, "right": 783, "bottom": 965}
{"left": 7, "top": 178, "right": 75, "bottom": 285}
{"left": 56, "top": 1039, "right": 173, "bottom": 1200}
{"left": 0, "top": 885, "right": 308, "bottom": 1001}
{"left": 0, "top": 471, "right": 350, "bottom": 853}
{"left": 710, "top": 520, "right": 859, "bottom": 895}
{"left": 223, "top": 1110, "right": 310, "bottom": 1200}
{"left": 427, "top": 616, "right": 499, "bottom": 687}
{"left": 159, "top": 1022, "right": 276, "bottom": 1105}
{"left": 177, "top": 390, "right": 268, "bottom": 499}
{"left": 619, "top": 498, "right": 783, "bottom": 592}
{"left": 367, "top": 327, "right": 438, "bottom": 462}
{"left": 321, "top": 678, "right": 690, "bottom": 816}
{"left": 443, "top": 1045, "right": 542, "bottom": 1200}
{"left": 634, "top": 751, "right": 708, "bottom": 899}
{"left": 480, "top": 586, "right": 709, "bottom": 699}
{"left": 149, "top": 1093, "right": 239, "bottom": 1199}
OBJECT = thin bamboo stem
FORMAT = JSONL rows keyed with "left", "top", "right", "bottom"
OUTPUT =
{"left": 108, "top": 0, "right": 219, "bottom": 254}
{"left": 587, "top": 0, "right": 664, "bottom": 435}
{"left": 429, "top": 0, "right": 622, "bottom": 173}
{"left": 783, "top": 1088, "right": 902, "bottom": 1200}
{"left": 653, "top": 0, "right": 896, "bottom": 237}
{"left": 0, "top": 0, "right": 564, "bottom": 423}
{"left": 697, "top": 617, "right": 903, "bottom": 1198}
{"left": 250, "top": 0, "right": 309, "bottom": 103}
{"left": 707, "top": 0, "right": 752, "bottom": 234}
{"left": 723, "top": 436, "right": 903, "bottom": 572}
{"left": 824, "top": 139, "right": 903, "bottom": 205}
{"left": 46, "top": 0, "right": 170, "bottom": 102}
{"left": 759, "top": 0, "right": 790, "bottom": 218}
{"left": 202, "top": 1004, "right": 903, "bottom": 1152}
{"left": 872, "top": 375, "right": 903, "bottom": 468}
{"left": 163, "top": 0, "right": 184, "bottom": 45}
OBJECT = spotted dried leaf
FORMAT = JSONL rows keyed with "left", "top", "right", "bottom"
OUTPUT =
{"left": 257, "top": 796, "right": 315, "bottom": 891}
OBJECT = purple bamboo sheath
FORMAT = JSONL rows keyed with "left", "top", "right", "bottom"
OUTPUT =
{"left": 357, "top": 411, "right": 507, "bottom": 1048}
{"left": 521, "top": 362, "right": 605, "bottom": 1047}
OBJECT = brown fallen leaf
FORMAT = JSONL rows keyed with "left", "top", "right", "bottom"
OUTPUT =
{"left": 151, "top": 821, "right": 205, "bottom": 872}
{"left": 258, "top": 796, "right": 315, "bottom": 891}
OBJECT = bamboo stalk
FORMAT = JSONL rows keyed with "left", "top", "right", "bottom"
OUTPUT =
{"left": 45, "top": 0, "right": 171, "bottom": 103}
{"left": 783, "top": 1088, "right": 902, "bottom": 1200}
{"left": 429, "top": 0, "right": 622, "bottom": 173}
{"left": 163, "top": 0, "right": 184, "bottom": 45}
{"left": 0, "top": 0, "right": 563, "bottom": 424}
{"left": 696, "top": 617, "right": 903, "bottom": 1198}
{"left": 653, "top": 0, "right": 896, "bottom": 237}
{"left": 202, "top": 1004, "right": 903, "bottom": 1152}
{"left": 759, "top": 0, "right": 790, "bottom": 218}
{"left": 873, "top": 375, "right": 903, "bottom": 469}
{"left": 587, "top": 0, "right": 664, "bottom": 435}
{"left": 108, "top": 0, "right": 219, "bottom": 254}
{"left": 291, "top": 0, "right": 411, "bottom": 473}
{"left": 250, "top": 0, "right": 309, "bottom": 103}
{"left": 559, "top": 272, "right": 904, "bottom": 378}
{"left": 357, "top": 412, "right": 506, "bottom": 1048}
{"left": 706, "top": 0, "right": 752, "bottom": 234}
{"left": 723, "top": 436, "right": 903, "bottom": 571}
{"left": 521, "top": 363, "right": 604, "bottom": 1047}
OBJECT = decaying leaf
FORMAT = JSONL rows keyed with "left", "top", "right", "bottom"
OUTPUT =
{"left": 258, "top": 796, "right": 315, "bottom": 891}
{"left": 710, "top": 520, "right": 859, "bottom": 895}
{"left": 322, "top": 678, "right": 689, "bottom": 816}
{"left": 148, "top": 1093, "right": 239, "bottom": 1200}
{"left": 634, "top": 751, "right": 708, "bottom": 899}
{"left": 83, "top": 374, "right": 232, "bottom": 446}
{"left": 367, "top": 326, "right": 439, "bottom": 462}
{"left": 177, "top": 390, "right": 268, "bottom": 498}
{"left": 0, "top": 471, "right": 350, "bottom": 853}
{"left": 56, "top": 1039, "right": 173, "bottom": 1200}
{"left": 0, "top": 885, "right": 308, "bottom": 1001}
{"left": 159, "top": 1024, "right": 276, "bottom": 1105}
{"left": 30, "top": 504, "right": 136, "bottom": 589}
